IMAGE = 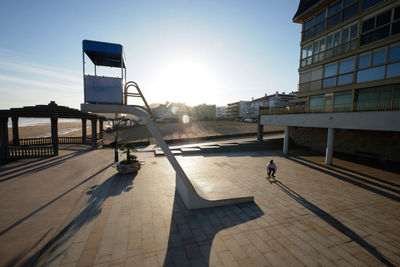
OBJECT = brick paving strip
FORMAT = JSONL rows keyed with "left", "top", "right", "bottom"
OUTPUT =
{"left": 1, "top": 141, "right": 400, "bottom": 266}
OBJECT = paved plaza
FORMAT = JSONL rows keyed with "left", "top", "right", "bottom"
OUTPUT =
{"left": 0, "top": 140, "right": 400, "bottom": 266}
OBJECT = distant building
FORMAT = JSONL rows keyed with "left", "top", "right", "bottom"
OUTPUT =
{"left": 192, "top": 104, "right": 216, "bottom": 120}
{"left": 151, "top": 102, "right": 190, "bottom": 122}
{"left": 227, "top": 101, "right": 250, "bottom": 119}
{"left": 166, "top": 103, "right": 190, "bottom": 121}
{"left": 259, "top": 0, "right": 400, "bottom": 165}
{"left": 216, "top": 106, "right": 227, "bottom": 118}
{"left": 152, "top": 104, "right": 168, "bottom": 121}
{"left": 246, "top": 92, "right": 297, "bottom": 119}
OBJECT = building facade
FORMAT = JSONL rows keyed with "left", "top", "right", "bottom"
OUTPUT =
{"left": 295, "top": 0, "right": 400, "bottom": 111}
{"left": 216, "top": 106, "right": 227, "bottom": 118}
{"left": 226, "top": 101, "right": 250, "bottom": 119}
{"left": 260, "top": 0, "right": 400, "bottom": 165}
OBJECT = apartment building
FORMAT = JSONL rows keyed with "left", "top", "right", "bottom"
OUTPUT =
{"left": 226, "top": 101, "right": 250, "bottom": 119}
{"left": 260, "top": 0, "right": 400, "bottom": 165}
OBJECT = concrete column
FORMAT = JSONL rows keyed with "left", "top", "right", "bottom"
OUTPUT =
{"left": 51, "top": 117, "right": 58, "bottom": 156}
{"left": 12, "top": 116, "right": 19, "bottom": 146}
{"left": 325, "top": 128, "right": 335, "bottom": 165}
{"left": 0, "top": 117, "right": 9, "bottom": 160}
{"left": 257, "top": 123, "right": 264, "bottom": 141}
{"left": 82, "top": 118, "right": 87, "bottom": 143}
{"left": 283, "top": 126, "right": 289, "bottom": 154}
{"left": 99, "top": 119, "right": 104, "bottom": 139}
{"left": 91, "top": 119, "right": 97, "bottom": 148}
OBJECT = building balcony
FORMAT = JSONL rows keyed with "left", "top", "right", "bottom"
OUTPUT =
{"left": 260, "top": 100, "right": 400, "bottom": 132}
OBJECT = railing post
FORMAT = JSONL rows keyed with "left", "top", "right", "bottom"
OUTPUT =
{"left": 12, "top": 116, "right": 20, "bottom": 146}
{"left": 51, "top": 117, "right": 58, "bottom": 156}
{"left": 91, "top": 119, "right": 97, "bottom": 148}
{"left": 82, "top": 118, "right": 87, "bottom": 143}
{"left": 0, "top": 117, "right": 9, "bottom": 160}
{"left": 99, "top": 119, "right": 104, "bottom": 140}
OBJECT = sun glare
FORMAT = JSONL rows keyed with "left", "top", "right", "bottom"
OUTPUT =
{"left": 154, "top": 57, "right": 220, "bottom": 106}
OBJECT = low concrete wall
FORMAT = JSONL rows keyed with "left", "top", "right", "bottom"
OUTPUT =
{"left": 289, "top": 127, "right": 400, "bottom": 163}
{"left": 261, "top": 111, "right": 400, "bottom": 132}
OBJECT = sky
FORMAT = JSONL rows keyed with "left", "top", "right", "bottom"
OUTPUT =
{"left": 0, "top": 0, "right": 301, "bottom": 109}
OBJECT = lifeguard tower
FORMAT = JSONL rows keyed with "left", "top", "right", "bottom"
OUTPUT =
{"left": 81, "top": 40, "right": 253, "bottom": 210}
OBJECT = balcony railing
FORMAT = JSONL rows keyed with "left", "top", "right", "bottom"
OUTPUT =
{"left": 260, "top": 99, "right": 400, "bottom": 115}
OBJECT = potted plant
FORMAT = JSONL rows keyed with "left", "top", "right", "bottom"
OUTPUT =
{"left": 117, "top": 143, "right": 141, "bottom": 174}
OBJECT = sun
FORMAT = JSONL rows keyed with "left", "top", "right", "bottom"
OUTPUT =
{"left": 153, "top": 57, "right": 220, "bottom": 106}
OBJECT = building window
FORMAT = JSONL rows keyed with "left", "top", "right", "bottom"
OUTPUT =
{"left": 360, "top": 7, "right": 398, "bottom": 46}
{"left": 323, "top": 63, "right": 338, "bottom": 88}
{"left": 362, "top": 0, "right": 383, "bottom": 11}
{"left": 393, "top": 6, "right": 400, "bottom": 36}
{"left": 338, "top": 58, "right": 355, "bottom": 85}
{"left": 356, "top": 85, "right": 400, "bottom": 111}
{"left": 387, "top": 43, "right": 400, "bottom": 78}
{"left": 357, "top": 66, "right": 385, "bottom": 83}
{"left": 304, "top": 18, "right": 315, "bottom": 41}
{"left": 299, "top": 66, "right": 323, "bottom": 93}
{"left": 310, "top": 94, "right": 324, "bottom": 110}
{"left": 315, "top": 11, "right": 326, "bottom": 36}
{"left": 372, "top": 48, "right": 386, "bottom": 66}
{"left": 334, "top": 90, "right": 352, "bottom": 111}
{"left": 326, "top": 31, "right": 341, "bottom": 59}
{"left": 387, "top": 62, "right": 400, "bottom": 78}
{"left": 341, "top": 24, "right": 358, "bottom": 53}
{"left": 343, "top": 0, "right": 359, "bottom": 21}
{"left": 358, "top": 53, "right": 370, "bottom": 69}
{"left": 327, "top": 1, "right": 342, "bottom": 29}
{"left": 301, "top": 23, "right": 359, "bottom": 68}
{"left": 301, "top": 1, "right": 360, "bottom": 42}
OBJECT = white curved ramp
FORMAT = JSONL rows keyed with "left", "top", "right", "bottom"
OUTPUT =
{"left": 81, "top": 104, "right": 254, "bottom": 210}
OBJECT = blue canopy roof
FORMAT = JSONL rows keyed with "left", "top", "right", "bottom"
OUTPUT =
{"left": 83, "top": 40, "right": 126, "bottom": 68}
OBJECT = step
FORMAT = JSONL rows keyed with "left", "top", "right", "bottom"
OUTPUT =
{"left": 154, "top": 149, "right": 182, "bottom": 156}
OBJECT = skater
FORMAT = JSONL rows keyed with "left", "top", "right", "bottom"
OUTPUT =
{"left": 267, "top": 160, "right": 277, "bottom": 178}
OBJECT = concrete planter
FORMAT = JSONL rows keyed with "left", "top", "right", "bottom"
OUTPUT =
{"left": 117, "top": 161, "right": 141, "bottom": 174}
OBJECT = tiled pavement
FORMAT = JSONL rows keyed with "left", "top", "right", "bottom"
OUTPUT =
{"left": 1, "top": 142, "right": 400, "bottom": 266}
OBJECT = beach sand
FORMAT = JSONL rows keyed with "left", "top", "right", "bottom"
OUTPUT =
{"left": 7, "top": 122, "right": 93, "bottom": 141}
{"left": 7, "top": 121, "right": 283, "bottom": 143}
{"left": 103, "top": 121, "right": 283, "bottom": 144}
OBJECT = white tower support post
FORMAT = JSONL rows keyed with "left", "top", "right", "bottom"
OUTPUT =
{"left": 325, "top": 128, "right": 335, "bottom": 165}
{"left": 283, "top": 126, "right": 289, "bottom": 154}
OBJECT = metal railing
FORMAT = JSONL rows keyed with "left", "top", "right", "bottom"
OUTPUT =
{"left": 18, "top": 136, "right": 98, "bottom": 146}
{"left": 8, "top": 146, "right": 55, "bottom": 159}
{"left": 260, "top": 99, "right": 400, "bottom": 115}
{"left": 19, "top": 137, "right": 52, "bottom": 146}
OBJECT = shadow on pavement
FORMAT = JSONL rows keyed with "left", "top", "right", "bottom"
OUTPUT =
{"left": 0, "top": 149, "right": 92, "bottom": 183}
{"left": 4, "top": 228, "right": 53, "bottom": 267}
{"left": 0, "top": 163, "right": 113, "bottom": 236}
{"left": 163, "top": 191, "right": 264, "bottom": 266}
{"left": 296, "top": 156, "right": 400, "bottom": 194}
{"left": 286, "top": 156, "right": 400, "bottom": 203}
{"left": 267, "top": 177, "right": 395, "bottom": 267}
{"left": 20, "top": 171, "right": 136, "bottom": 266}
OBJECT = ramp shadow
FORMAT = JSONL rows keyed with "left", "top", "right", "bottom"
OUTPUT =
{"left": 163, "top": 191, "right": 264, "bottom": 266}
{"left": 21, "top": 172, "right": 136, "bottom": 266}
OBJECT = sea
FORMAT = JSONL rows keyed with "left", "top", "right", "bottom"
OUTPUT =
{"left": 7, "top": 118, "right": 84, "bottom": 138}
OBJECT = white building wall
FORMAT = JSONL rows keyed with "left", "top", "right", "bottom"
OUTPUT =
{"left": 260, "top": 111, "right": 400, "bottom": 132}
